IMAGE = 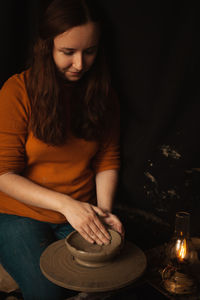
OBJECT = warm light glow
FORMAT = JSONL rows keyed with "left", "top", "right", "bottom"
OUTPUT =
{"left": 176, "top": 238, "right": 187, "bottom": 261}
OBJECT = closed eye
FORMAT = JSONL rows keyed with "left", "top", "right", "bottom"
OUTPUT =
{"left": 59, "top": 45, "right": 98, "bottom": 56}
{"left": 62, "top": 50, "right": 74, "bottom": 56}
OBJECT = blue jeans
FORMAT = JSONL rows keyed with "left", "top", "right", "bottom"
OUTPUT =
{"left": 0, "top": 213, "right": 76, "bottom": 300}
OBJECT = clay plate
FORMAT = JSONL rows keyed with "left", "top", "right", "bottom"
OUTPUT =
{"left": 40, "top": 239, "right": 147, "bottom": 292}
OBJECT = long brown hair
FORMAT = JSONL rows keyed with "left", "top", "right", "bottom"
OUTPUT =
{"left": 25, "top": 0, "right": 112, "bottom": 146}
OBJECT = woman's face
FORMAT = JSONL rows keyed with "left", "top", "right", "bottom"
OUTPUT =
{"left": 53, "top": 22, "right": 99, "bottom": 81}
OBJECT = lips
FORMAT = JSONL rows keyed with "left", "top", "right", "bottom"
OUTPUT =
{"left": 68, "top": 71, "right": 82, "bottom": 76}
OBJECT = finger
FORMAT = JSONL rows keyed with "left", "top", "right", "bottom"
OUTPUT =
{"left": 95, "top": 237, "right": 105, "bottom": 246}
{"left": 82, "top": 224, "right": 107, "bottom": 245}
{"left": 88, "top": 222, "right": 111, "bottom": 245}
{"left": 92, "top": 206, "right": 108, "bottom": 217}
{"left": 78, "top": 229, "right": 95, "bottom": 244}
{"left": 86, "top": 227, "right": 105, "bottom": 246}
{"left": 104, "top": 215, "right": 125, "bottom": 236}
{"left": 117, "top": 224, "right": 125, "bottom": 235}
{"left": 106, "top": 214, "right": 122, "bottom": 226}
{"left": 115, "top": 222, "right": 125, "bottom": 236}
{"left": 93, "top": 217, "right": 111, "bottom": 241}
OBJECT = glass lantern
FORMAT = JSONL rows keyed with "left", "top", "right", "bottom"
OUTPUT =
{"left": 162, "top": 211, "right": 198, "bottom": 295}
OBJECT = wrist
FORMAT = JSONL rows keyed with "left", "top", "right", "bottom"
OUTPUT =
{"left": 56, "top": 194, "right": 74, "bottom": 214}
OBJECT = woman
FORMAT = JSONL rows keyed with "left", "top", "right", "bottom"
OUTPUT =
{"left": 0, "top": 0, "right": 124, "bottom": 299}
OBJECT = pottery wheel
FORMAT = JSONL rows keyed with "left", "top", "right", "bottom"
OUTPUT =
{"left": 40, "top": 239, "right": 147, "bottom": 292}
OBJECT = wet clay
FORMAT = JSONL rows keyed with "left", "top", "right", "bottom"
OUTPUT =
{"left": 65, "top": 230, "right": 122, "bottom": 267}
{"left": 67, "top": 230, "right": 120, "bottom": 253}
{"left": 68, "top": 234, "right": 103, "bottom": 253}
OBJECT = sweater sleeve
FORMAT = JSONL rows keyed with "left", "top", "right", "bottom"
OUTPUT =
{"left": 92, "top": 89, "right": 120, "bottom": 174}
{"left": 0, "top": 73, "right": 30, "bottom": 175}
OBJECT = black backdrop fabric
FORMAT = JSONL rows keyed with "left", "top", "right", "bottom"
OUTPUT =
{"left": 1, "top": 1, "right": 200, "bottom": 242}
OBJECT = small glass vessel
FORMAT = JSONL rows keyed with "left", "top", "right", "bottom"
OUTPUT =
{"left": 162, "top": 211, "right": 198, "bottom": 295}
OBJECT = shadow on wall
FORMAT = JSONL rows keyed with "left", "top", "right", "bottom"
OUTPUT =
{"left": 0, "top": 0, "right": 51, "bottom": 87}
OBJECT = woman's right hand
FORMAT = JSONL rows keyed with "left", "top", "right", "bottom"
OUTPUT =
{"left": 0, "top": 173, "right": 110, "bottom": 245}
{"left": 61, "top": 198, "right": 111, "bottom": 245}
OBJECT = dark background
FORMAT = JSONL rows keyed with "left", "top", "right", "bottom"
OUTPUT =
{"left": 1, "top": 0, "right": 200, "bottom": 250}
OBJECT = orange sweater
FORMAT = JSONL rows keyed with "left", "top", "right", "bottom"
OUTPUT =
{"left": 0, "top": 71, "right": 120, "bottom": 223}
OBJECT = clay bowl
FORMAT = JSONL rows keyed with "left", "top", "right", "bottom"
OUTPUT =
{"left": 65, "top": 229, "right": 122, "bottom": 268}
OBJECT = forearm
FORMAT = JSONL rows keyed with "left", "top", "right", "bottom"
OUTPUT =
{"left": 0, "top": 171, "right": 112, "bottom": 244}
{"left": 95, "top": 169, "right": 119, "bottom": 212}
{"left": 0, "top": 172, "right": 72, "bottom": 214}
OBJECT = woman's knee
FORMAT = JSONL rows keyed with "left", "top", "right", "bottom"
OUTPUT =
{"left": 0, "top": 215, "right": 54, "bottom": 248}
{"left": 0, "top": 215, "right": 66, "bottom": 299}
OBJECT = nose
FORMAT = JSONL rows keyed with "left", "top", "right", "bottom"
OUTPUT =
{"left": 73, "top": 53, "right": 83, "bottom": 71}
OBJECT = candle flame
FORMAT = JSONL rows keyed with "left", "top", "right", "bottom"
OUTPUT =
{"left": 176, "top": 238, "right": 187, "bottom": 261}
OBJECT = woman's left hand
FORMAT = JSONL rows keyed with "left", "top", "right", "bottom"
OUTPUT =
{"left": 101, "top": 212, "right": 125, "bottom": 239}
